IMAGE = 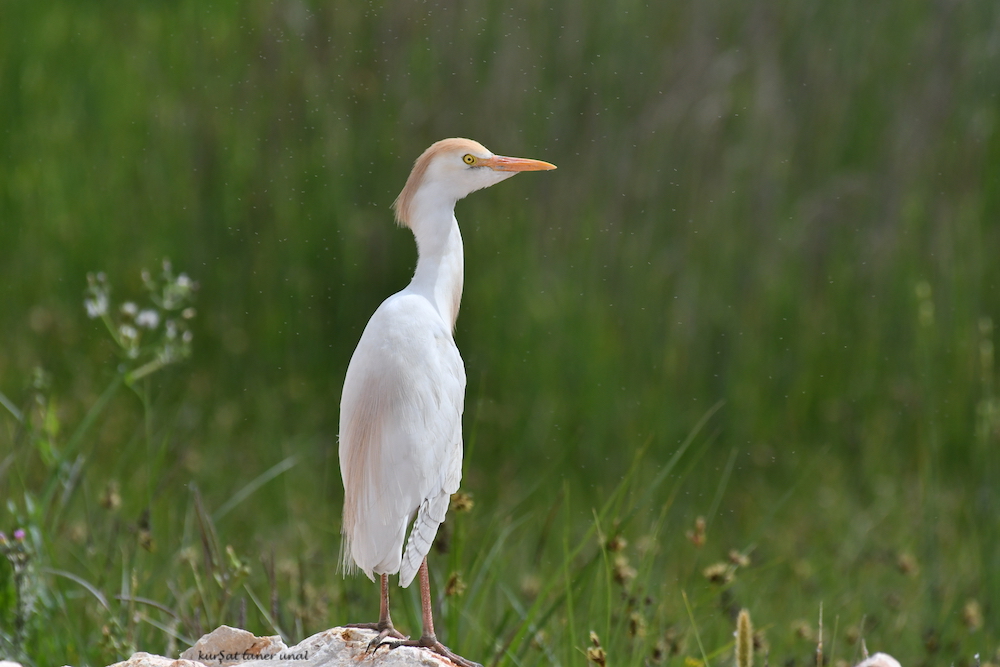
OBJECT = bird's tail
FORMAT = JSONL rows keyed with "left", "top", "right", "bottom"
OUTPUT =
{"left": 338, "top": 528, "right": 357, "bottom": 578}
{"left": 398, "top": 494, "right": 449, "bottom": 587}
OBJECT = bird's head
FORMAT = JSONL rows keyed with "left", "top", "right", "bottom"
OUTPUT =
{"left": 393, "top": 138, "right": 556, "bottom": 228}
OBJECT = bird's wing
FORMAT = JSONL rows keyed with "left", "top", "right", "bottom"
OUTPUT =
{"left": 339, "top": 293, "right": 466, "bottom": 584}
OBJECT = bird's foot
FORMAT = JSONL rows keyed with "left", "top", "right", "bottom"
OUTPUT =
{"left": 380, "top": 634, "right": 482, "bottom": 667}
{"left": 345, "top": 621, "right": 408, "bottom": 651}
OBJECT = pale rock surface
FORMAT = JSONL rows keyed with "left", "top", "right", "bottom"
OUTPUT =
{"left": 108, "top": 626, "right": 460, "bottom": 667}
{"left": 108, "top": 653, "right": 204, "bottom": 667}
{"left": 179, "top": 625, "right": 288, "bottom": 665}
{"left": 855, "top": 653, "right": 902, "bottom": 667}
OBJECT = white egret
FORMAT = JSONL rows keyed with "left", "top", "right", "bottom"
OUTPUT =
{"left": 339, "top": 138, "right": 555, "bottom": 666}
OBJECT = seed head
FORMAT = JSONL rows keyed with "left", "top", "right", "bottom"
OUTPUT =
{"left": 735, "top": 609, "right": 753, "bottom": 667}
{"left": 896, "top": 552, "right": 919, "bottom": 576}
{"left": 728, "top": 549, "right": 751, "bottom": 567}
{"left": 703, "top": 562, "right": 735, "bottom": 585}
{"left": 963, "top": 599, "right": 983, "bottom": 631}
{"left": 450, "top": 491, "right": 474, "bottom": 513}
{"left": 100, "top": 481, "right": 122, "bottom": 511}
{"left": 445, "top": 571, "right": 466, "bottom": 597}
{"left": 686, "top": 516, "right": 707, "bottom": 547}
{"left": 613, "top": 554, "right": 637, "bottom": 585}
{"left": 629, "top": 611, "right": 647, "bottom": 639}
{"left": 607, "top": 535, "right": 628, "bottom": 552}
{"left": 587, "top": 632, "right": 607, "bottom": 667}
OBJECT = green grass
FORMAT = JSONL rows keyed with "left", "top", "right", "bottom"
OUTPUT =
{"left": 1, "top": 0, "right": 999, "bottom": 665}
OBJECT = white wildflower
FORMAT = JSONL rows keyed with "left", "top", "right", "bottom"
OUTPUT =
{"left": 85, "top": 293, "right": 108, "bottom": 319}
{"left": 176, "top": 273, "right": 192, "bottom": 289}
{"left": 136, "top": 309, "right": 160, "bottom": 329}
{"left": 182, "top": 330, "right": 193, "bottom": 343}
{"left": 165, "top": 320, "right": 177, "bottom": 339}
{"left": 118, "top": 324, "right": 138, "bottom": 342}
{"left": 182, "top": 307, "right": 196, "bottom": 320}
{"left": 121, "top": 302, "right": 138, "bottom": 317}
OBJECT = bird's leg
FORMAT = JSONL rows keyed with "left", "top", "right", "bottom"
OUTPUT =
{"left": 346, "top": 573, "right": 407, "bottom": 649}
{"left": 382, "top": 559, "right": 483, "bottom": 667}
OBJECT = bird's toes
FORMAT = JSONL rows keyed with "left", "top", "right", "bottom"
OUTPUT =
{"left": 433, "top": 645, "right": 483, "bottom": 667}
{"left": 415, "top": 637, "right": 483, "bottom": 667}
{"left": 367, "top": 629, "right": 408, "bottom": 653}
{"left": 364, "top": 633, "right": 479, "bottom": 667}
{"left": 346, "top": 622, "right": 381, "bottom": 631}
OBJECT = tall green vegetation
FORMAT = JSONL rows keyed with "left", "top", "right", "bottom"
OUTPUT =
{"left": 1, "top": 0, "right": 998, "bottom": 665}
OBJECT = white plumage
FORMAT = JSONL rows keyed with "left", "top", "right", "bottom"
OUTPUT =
{"left": 339, "top": 292, "right": 465, "bottom": 586}
{"left": 338, "top": 138, "right": 555, "bottom": 666}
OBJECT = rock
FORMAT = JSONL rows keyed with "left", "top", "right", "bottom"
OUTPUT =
{"left": 258, "top": 627, "right": 458, "bottom": 667}
{"left": 180, "top": 625, "right": 288, "bottom": 666}
{"left": 107, "top": 652, "right": 206, "bottom": 667}
{"left": 110, "top": 626, "right": 465, "bottom": 667}
{"left": 855, "top": 653, "right": 902, "bottom": 667}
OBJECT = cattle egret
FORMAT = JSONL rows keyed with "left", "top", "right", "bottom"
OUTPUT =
{"left": 339, "top": 138, "right": 555, "bottom": 666}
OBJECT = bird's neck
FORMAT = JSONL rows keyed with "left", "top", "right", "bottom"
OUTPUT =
{"left": 408, "top": 206, "right": 464, "bottom": 331}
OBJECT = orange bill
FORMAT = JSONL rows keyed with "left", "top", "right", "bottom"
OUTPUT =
{"left": 481, "top": 155, "right": 557, "bottom": 172}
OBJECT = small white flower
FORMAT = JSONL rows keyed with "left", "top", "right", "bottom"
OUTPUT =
{"left": 121, "top": 302, "right": 138, "bottom": 317}
{"left": 182, "top": 307, "right": 196, "bottom": 320}
{"left": 162, "top": 341, "right": 184, "bottom": 363}
{"left": 176, "top": 273, "right": 192, "bottom": 289}
{"left": 136, "top": 309, "right": 160, "bottom": 329}
{"left": 85, "top": 293, "right": 109, "bottom": 319}
{"left": 118, "top": 324, "right": 138, "bottom": 342}
{"left": 166, "top": 320, "right": 177, "bottom": 339}
{"left": 182, "top": 330, "right": 193, "bottom": 343}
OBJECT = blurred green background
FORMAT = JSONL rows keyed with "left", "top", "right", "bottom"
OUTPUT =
{"left": 1, "top": 0, "right": 999, "bottom": 665}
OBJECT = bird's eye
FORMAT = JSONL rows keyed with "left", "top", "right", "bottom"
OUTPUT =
{"left": 463, "top": 154, "right": 477, "bottom": 165}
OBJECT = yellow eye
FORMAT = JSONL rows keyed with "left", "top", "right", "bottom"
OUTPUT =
{"left": 463, "top": 154, "right": 477, "bottom": 165}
